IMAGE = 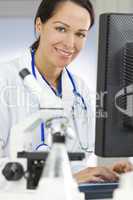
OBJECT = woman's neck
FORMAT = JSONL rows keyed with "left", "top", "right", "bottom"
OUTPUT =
{"left": 34, "top": 48, "right": 62, "bottom": 88}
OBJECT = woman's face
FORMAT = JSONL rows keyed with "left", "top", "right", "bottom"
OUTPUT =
{"left": 36, "top": 1, "right": 91, "bottom": 69}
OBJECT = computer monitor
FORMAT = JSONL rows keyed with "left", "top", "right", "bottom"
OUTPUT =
{"left": 95, "top": 13, "right": 133, "bottom": 157}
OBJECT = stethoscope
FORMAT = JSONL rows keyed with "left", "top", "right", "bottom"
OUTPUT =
{"left": 31, "top": 48, "right": 90, "bottom": 152}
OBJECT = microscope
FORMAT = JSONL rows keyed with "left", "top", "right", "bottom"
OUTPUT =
{"left": 0, "top": 69, "right": 85, "bottom": 200}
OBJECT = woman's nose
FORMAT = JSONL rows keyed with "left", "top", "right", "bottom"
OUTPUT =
{"left": 62, "top": 34, "right": 75, "bottom": 50}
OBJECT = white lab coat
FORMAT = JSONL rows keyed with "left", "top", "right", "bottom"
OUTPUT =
{"left": 0, "top": 48, "right": 95, "bottom": 172}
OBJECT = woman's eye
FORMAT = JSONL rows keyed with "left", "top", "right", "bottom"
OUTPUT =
{"left": 76, "top": 32, "right": 86, "bottom": 38}
{"left": 55, "top": 27, "right": 66, "bottom": 32}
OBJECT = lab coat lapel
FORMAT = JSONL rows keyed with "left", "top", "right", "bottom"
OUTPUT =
{"left": 33, "top": 65, "right": 57, "bottom": 99}
{"left": 62, "top": 69, "right": 74, "bottom": 115}
{"left": 19, "top": 48, "right": 61, "bottom": 104}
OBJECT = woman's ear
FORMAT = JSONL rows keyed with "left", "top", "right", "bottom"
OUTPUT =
{"left": 35, "top": 17, "right": 42, "bottom": 37}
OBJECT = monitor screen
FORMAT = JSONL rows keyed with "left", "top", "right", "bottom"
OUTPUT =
{"left": 95, "top": 13, "right": 133, "bottom": 157}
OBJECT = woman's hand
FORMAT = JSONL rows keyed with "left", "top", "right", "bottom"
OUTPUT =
{"left": 73, "top": 161, "right": 133, "bottom": 184}
{"left": 73, "top": 166, "right": 119, "bottom": 184}
{"left": 110, "top": 161, "right": 133, "bottom": 174}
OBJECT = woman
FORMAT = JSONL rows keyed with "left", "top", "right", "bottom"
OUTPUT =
{"left": 0, "top": 0, "right": 132, "bottom": 184}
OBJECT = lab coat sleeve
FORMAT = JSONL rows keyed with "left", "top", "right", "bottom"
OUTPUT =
{"left": 0, "top": 75, "right": 11, "bottom": 157}
{"left": 81, "top": 81, "right": 98, "bottom": 166}
{"left": 0, "top": 65, "right": 13, "bottom": 187}
{"left": 75, "top": 75, "right": 96, "bottom": 152}
{"left": 70, "top": 75, "right": 96, "bottom": 172}
{"left": 83, "top": 84, "right": 95, "bottom": 152}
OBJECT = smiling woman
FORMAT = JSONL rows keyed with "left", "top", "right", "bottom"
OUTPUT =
{"left": 0, "top": 0, "right": 132, "bottom": 186}
{"left": 33, "top": 0, "right": 94, "bottom": 87}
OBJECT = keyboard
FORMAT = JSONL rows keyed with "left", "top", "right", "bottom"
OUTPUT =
{"left": 78, "top": 181, "right": 119, "bottom": 199}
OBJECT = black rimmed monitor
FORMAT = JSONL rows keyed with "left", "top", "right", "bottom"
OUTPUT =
{"left": 95, "top": 13, "right": 133, "bottom": 157}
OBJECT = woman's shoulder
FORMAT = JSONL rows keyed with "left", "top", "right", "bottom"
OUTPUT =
{"left": 0, "top": 48, "right": 31, "bottom": 82}
{"left": 69, "top": 71, "right": 89, "bottom": 92}
{"left": 0, "top": 58, "right": 20, "bottom": 80}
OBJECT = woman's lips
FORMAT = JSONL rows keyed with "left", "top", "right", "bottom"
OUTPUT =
{"left": 55, "top": 48, "right": 73, "bottom": 58}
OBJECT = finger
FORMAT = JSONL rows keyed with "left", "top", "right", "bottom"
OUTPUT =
{"left": 123, "top": 164, "right": 133, "bottom": 172}
{"left": 88, "top": 176, "right": 105, "bottom": 183}
{"left": 97, "top": 167, "right": 119, "bottom": 181}
{"left": 97, "top": 174, "right": 119, "bottom": 182}
{"left": 112, "top": 165, "right": 123, "bottom": 173}
{"left": 113, "top": 162, "right": 133, "bottom": 173}
{"left": 111, "top": 161, "right": 133, "bottom": 173}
